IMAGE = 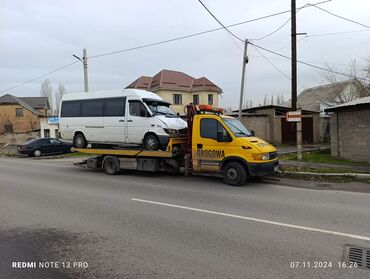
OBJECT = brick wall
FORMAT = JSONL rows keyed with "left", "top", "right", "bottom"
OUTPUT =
{"left": 330, "top": 109, "right": 370, "bottom": 163}
{"left": 0, "top": 104, "right": 40, "bottom": 134}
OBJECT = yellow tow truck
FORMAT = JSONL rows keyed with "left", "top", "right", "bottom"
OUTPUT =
{"left": 75, "top": 104, "right": 279, "bottom": 186}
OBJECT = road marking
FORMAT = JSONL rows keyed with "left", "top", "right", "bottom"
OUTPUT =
{"left": 131, "top": 198, "right": 370, "bottom": 242}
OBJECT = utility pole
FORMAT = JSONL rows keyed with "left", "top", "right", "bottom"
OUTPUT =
{"left": 83, "top": 49, "right": 89, "bottom": 92}
{"left": 73, "top": 49, "right": 89, "bottom": 92}
{"left": 291, "top": 0, "right": 302, "bottom": 160}
{"left": 238, "top": 39, "right": 249, "bottom": 120}
{"left": 291, "top": 0, "right": 297, "bottom": 110}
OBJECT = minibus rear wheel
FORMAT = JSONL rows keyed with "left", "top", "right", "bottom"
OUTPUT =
{"left": 74, "top": 133, "right": 87, "bottom": 148}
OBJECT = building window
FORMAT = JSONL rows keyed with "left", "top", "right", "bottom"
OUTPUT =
{"left": 44, "top": 129, "right": 50, "bottom": 138}
{"left": 193, "top": 94, "right": 199, "bottom": 105}
{"left": 16, "top": 108, "right": 24, "bottom": 117}
{"left": 173, "top": 94, "right": 182, "bottom": 105}
{"left": 208, "top": 94, "right": 213, "bottom": 105}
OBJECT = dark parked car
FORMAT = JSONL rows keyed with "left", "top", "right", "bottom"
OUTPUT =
{"left": 18, "top": 138, "right": 74, "bottom": 157}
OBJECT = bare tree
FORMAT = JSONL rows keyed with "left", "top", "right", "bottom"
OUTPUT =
{"left": 40, "top": 79, "right": 53, "bottom": 115}
{"left": 276, "top": 94, "right": 281, "bottom": 105}
{"left": 55, "top": 83, "right": 67, "bottom": 115}
{"left": 324, "top": 60, "right": 370, "bottom": 104}
{"left": 0, "top": 113, "right": 14, "bottom": 134}
{"left": 263, "top": 95, "right": 268, "bottom": 106}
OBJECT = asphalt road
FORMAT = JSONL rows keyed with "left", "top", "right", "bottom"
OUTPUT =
{"left": 0, "top": 157, "right": 370, "bottom": 279}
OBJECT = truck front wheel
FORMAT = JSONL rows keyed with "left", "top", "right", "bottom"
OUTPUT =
{"left": 222, "top": 162, "right": 247, "bottom": 186}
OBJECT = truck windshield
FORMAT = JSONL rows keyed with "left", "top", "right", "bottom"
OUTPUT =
{"left": 145, "top": 102, "right": 178, "bottom": 118}
{"left": 222, "top": 118, "right": 252, "bottom": 137}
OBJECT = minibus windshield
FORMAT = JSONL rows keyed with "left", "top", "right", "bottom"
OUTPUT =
{"left": 145, "top": 101, "right": 178, "bottom": 117}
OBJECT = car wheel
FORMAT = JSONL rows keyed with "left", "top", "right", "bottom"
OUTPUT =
{"left": 33, "top": 149, "right": 42, "bottom": 157}
{"left": 69, "top": 146, "right": 75, "bottom": 153}
{"left": 74, "top": 133, "right": 87, "bottom": 148}
{"left": 222, "top": 162, "right": 247, "bottom": 186}
{"left": 103, "top": 156, "right": 120, "bottom": 175}
{"left": 143, "top": 134, "right": 160, "bottom": 150}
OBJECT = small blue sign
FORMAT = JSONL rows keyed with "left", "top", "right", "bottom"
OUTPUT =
{"left": 48, "top": 117, "right": 59, "bottom": 124}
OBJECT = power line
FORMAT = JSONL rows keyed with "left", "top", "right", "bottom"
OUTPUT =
{"left": 251, "top": 0, "right": 331, "bottom": 41}
{"left": 307, "top": 29, "right": 370, "bottom": 37}
{"left": 0, "top": 61, "right": 79, "bottom": 94}
{"left": 89, "top": 3, "right": 324, "bottom": 59}
{"left": 250, "top": 42, "right": 370, "bottom": 82}
{"left": 308, "top": 5, "right": 370, "bottom": 29}
{"left": 251, "top": 45, "right": 290, "bottom": 79}
{"left": 197, "top": 0, "right": 243, "bottom": 42}
{"left": 252, "top": 17, "right": 291, "bottom": 41}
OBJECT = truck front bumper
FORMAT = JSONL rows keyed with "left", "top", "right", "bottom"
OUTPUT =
{"left": 247, "top": 160, "right": 279, "bottom": 176}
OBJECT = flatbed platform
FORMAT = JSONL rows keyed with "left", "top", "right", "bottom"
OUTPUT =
{"left": 75, "top": 148, "right": 174, "bottom": 158}
{"left": 74, "top": 137, "right": 187, "bottom": 158}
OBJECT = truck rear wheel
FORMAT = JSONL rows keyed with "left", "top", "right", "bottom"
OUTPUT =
{"left": 223, "top": 162, "right": 247, "bottom": 186}
{"left": 103, "top": 156, "right": 120, "bottom": 175}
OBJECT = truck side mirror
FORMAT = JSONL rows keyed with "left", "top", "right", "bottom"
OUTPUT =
{"left": 251, "top": 130, "right": 255, "bottom": 136}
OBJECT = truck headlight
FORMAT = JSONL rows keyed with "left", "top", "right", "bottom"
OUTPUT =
{"left": 252, "top": 153, "right": 269, "bottom": 160}
{"left": 163, "top": 128, "right": 178, "bottom": 135}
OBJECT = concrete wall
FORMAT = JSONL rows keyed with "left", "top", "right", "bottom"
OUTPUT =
{"left": 0, "top": 104, "right": 40, "bottom": 134}
{"left": 155, "top": 90, "right": 219, "bottom": 114}
{"left": 239, "top": 115, "right": 274, "bottom": 143}
{"left": 330, "top": 108, "right": 370, "bottom": 162}
{"left": 330, "top": 113, "right": 339, "bottom": 156}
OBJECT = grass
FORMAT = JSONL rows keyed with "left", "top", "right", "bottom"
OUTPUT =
{"left": 280, "top": 165, "right": 370, "bottom": 174}
{"left": 279, "top": 150, "right": 370, "bottom": 166}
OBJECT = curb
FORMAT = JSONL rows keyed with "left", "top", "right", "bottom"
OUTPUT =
{"left": 278, "top": 170, "right": 370, "bottom": 178}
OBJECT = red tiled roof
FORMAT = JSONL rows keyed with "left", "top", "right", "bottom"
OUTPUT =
{"left": 126, "top": 69, "right": 222, "bottom": 93}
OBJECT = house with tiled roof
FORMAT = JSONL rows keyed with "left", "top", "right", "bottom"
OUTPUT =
{"left": 0, "top": 94, "right": 49, "bottom": 134}
{"left": 126, "top": 69, "right": 222, "bottom": 114}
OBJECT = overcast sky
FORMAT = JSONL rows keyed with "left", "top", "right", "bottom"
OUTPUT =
{"left": 1, "top": 0, "right": 369, "bottom": 108}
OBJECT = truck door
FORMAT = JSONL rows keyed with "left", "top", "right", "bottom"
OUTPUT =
{"left": 192, "top": 117, "right": 231, "bottom": 172}
{"left": 126, "top": 100, "right": 151, "bottom": 144}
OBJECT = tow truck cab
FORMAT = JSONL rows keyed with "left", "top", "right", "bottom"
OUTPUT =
{"left": 190, "top": 105, "right": 278, "bottom": 185}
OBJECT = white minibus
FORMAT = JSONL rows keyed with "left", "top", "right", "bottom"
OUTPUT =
{"left": 59, "top": 89, "right": 187, "bottom": 149}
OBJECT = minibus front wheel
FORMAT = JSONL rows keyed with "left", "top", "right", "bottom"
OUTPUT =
{"left": 143, "top": 134, "right": 160, "bottom": 150}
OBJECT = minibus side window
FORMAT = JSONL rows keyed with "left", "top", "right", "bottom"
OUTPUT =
{"left": 104, "top": 97, "right": 126, "bottom": 116}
